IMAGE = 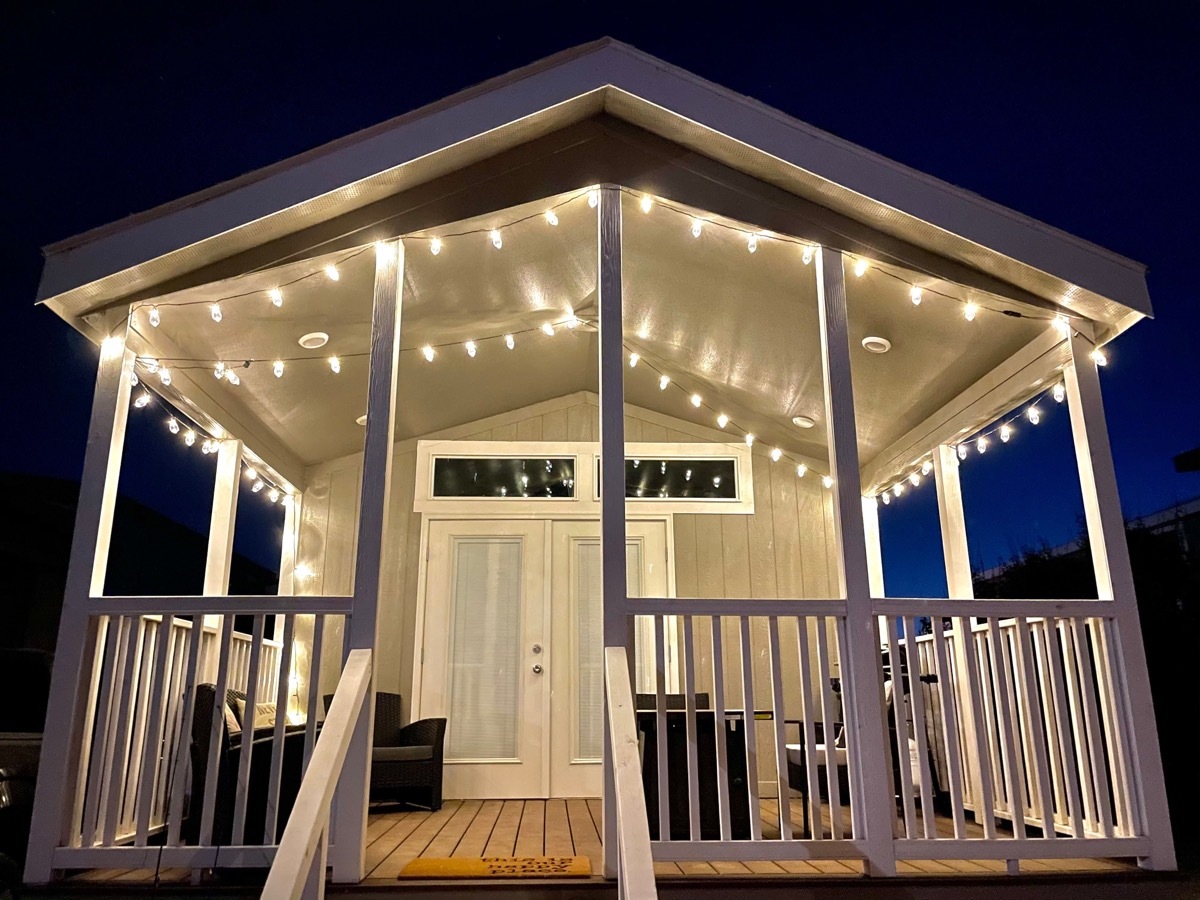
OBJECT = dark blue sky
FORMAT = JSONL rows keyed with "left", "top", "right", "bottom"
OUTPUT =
{"left": 2, "top": 4, "right": 1198, "bottom": 584}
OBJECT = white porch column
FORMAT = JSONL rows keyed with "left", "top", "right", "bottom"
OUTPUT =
{"left": 815, "top": 249, "right": 897, "bottom": 876}
{"left": 202, "top": 439, "right": 243, "bottom": 631}
{"left": 26, "top": 326, "right": 133, "bottom": 883}
{"left": 1064, "top": 329, "right": 1175, "bottom": 869}
{"left": 597, "top": 185, "right": 627, "bottom": 880}
{"left": 331, "top": 239, "right": 404, "bottom": 883}
{"left": 860, "top": 496, "right": 890, "bottom": 644}
{"left": 275, "top": 492, "right": 301, "bottom": 641}
{"left": 933, "top": 443, "right": 984, "bottom": 819}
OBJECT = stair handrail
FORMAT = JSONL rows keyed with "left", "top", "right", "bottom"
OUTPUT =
{"left": 605, "top": 646, "right": 657, "bottom": 899}
{"left": 261, "top": 648, "right": 372, "bottom": 900}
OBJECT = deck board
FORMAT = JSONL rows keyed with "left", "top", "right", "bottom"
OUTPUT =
{"left": 513, "top": 799, "right": 545, "bottom": 857}
{"left": 482, "top": 799, "right": 524, "bottom": 857}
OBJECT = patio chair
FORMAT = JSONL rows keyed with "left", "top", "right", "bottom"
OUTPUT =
{"left": 323, "top": 692, "right": 446, "bottom": 810}
{"left": 784, "top": 720, "right": 850, "bottom": 838}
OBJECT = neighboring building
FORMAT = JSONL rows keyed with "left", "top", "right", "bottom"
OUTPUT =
{"left": 20, "top": 40, "right": 1180, "bottom": 896}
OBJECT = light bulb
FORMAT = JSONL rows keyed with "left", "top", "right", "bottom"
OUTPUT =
{"left": 130, "top": 371, "right": 138, "bottom": 387}
{"left": 430, "top": 238, "right": 442, "bottom": 256}
{"left": 167, "top": 416, "right": 180, "bottom": 434}
{"left": 329, "top": 356, "right": 341, "bottom": 374}
{"left": 629, "top": 352, "right": 639, "bottom": 368}
{"left": 201, "top": 439, "right": 213, "bottom": 454}
{"left": 690, "top": 393, "right": 702, "bottom": 407}
{"left": 542, "top": 322, "right": 555, "bottom": 337}
{"left": 245, "top": 467, "right": 257, "bottom": 481}
{"left": 225, "top": 370, "right": 240, "bottom": 386}
{"left": 294, "top": 563, "right": 314, "bottom": 582}
{"left": 745, "top": 433, "right": 755, "bottom": 447}
{"left": 268, "top": 488, "right": 280, "bottom": 503}
{"left": 184, "top": 429, "right": 196, "bottom": 446}
{"left": 1091, "top": 348, "right": 1107, "bottom": 367}
{"left": 268, "top": 288, "right": 283, "bottom": 307}
{"left": 712, "top": 476, "right": 721, "bottom": 488}
{"left": 252, "top": 480, "right": 265, "bottom": 493}
{"left": 544, "top": 210, "right": 559, "bottom": 226}
{"left": 853, "top": 258, "right": 869, "bottom": 277}
{"left": 148, "top": 305, "right": 160, "bottom": 327}
{"left": 658, "top": 374, "right": 670, "bottom": 390}
{"left": 921, "top": 460, "right": 933, "bottom": 476}
{"left": 796, "top": 464, "right": 807, "bottom": 477}
{"left": 881, "top": 491, "right": 891, "bottom": 505}
{"left": 504, "top": 334, "right": 515, "bottom": 350}
{"left": 566, "top": 314, "right": 581, "bottom": 329}
{"left": 770, "top": 447, "right": 782, "bottom": 462}
{"left": 1053, "top": 382, "right": 1066, "bottom": 403}
{"left": 1027, "top": 406, "right": 1041, "bottom": 425}
{"left": 964, "top": 301, "right": 979, "bottom": 322}
{"left": 910, "top": 287, "right": 922, "bottom": 306}
{"left": 588, "top": 189, "right": 599, "bottom": 208}
{"left": 214, "top": 361, "right": 226, "bottom": 380}
{"left": 893, "top": 483, "right": 904, "bottom": 497}
{"left": 159, "top": 367, "right": 171, "bottom": 386}
{"left": 747, "top": 234, "right": 758, "bottom": 253}
{"left": 421, "top": 345, "right": 435, "bottom": 362}
{"left": 143, "top": 358, "right": 160, "bottom": 375}
{"left": 640, "top": 195, "right": 653, "bottom": 213}
{"left": 210, "top": 303, "right": 223, "bottom": 323}
{"left": 1053, "top": 314, "right": 1070, "bottom": 338}
{"left": 1000, "top": 424, "right": 1012, "bottom": 443}
{"left": 489, "top": 229, "right": 502, "bottom": 249}
{"left": 691, "top": 218, "right": 703, "bottom": 238}
{"left": 273, "top": 360, "right": 284, "bottom": 378}
{"left": 717, "top": 413, "right": 729, "bottom": 429}
{"left": 976, "top": 436, "right": 989, "bottom": 454}
{"left": 324, "top": 264, "right": 339, "bottom": 281}
{"left": 464, "top": 340, "right": 477, "bottom": 358}
{"left": 822, "top": 475, "right": 834, "bottom": 489}
{"left": 957, "top": 444, "right": 967, "bottom": 460}
{"left": 801, "top": 246, "right": 814, "bottom": 265}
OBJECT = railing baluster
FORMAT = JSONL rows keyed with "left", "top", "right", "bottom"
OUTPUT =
{"left": 985, "top": 618, "right": 1026, "bottom": 840}
{"left": 958, "top": 617, "right": 997, "bottom": 839}
{"left": 1007, "top": 623, "right": 1037, "bottom": 824}
{"left": 267, "top": 615, "right": 296, "bottom": 843}
{"left": 710, "top": 617, "right": 731, "bottom": 841}
{"left": 766, "top": 616, "right": 792, "bottom": 840}
{"left": 794, "top": 617, "right": 822, "bottom": 839}
{"left": 122, "top": 618, "right": 156, "bottom": 836}
{"left": 1070, "top": 618, "right": 1114, "bottom": 837}
{"left": 814, "top": 616, "right": 844, "bottom": 840}
{"left": 81, "top": 616, "right": 122, "bottom": 847}
{"left": 737, "top": 616, "right": 762, "bottom": 841}
{"left": 1012, "top": 617, "right": 1057, "bottom": 838}
{"left": 976, "top": 627, "right": 1004, "bottom": 818}
{"left": 155, "top": 620, "right": 189, "bottom": 828}
{"left": 884, "top": 616, "right": 917, "bottom": 837}
{"left": 232, "top": 614, "right": 266, "bottom": 844}
{"left": 930, "top": 624, "right": 967, "bottom": 838}
{"left": 902, "top": 618, "right": 936, "bottom": 839}
{"left": 1091, "top": 617, "right": 1136, "bottom": 836}
{"left": 1059, "top": 618, "right": 1098, "bottom": 833}
{"left": 834, "top": 616, "right": 866, "bottom": 839}
{"left": 681, "top": 616, "right": 701, "bottom": 841}
{"left": 1032, "top": 621, "right": 1069, "bottom": 829}
{"left": 134, "top": 616, "right": 173, "bottom": 844}
{"left": 198, "top": 617, "right": 236, "bottom": 847}
{"left": 101, "top": 615, "right": 140, "bottom": 845}
{"left": 1043, "top": 618, "right": 1085, "bottom": 837}
{"left": 167, "top": 618, "right": 205, "bottom": 846}
{"left": 304, "top": 615, "right": 326, "bottom": 769}
{"left": 654, "top": 614, "right": 669, "bottom": 841}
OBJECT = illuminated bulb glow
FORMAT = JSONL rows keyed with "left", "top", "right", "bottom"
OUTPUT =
{"left": 1091, "top": 348, "right": 1108, "bottom": 367}
{"left": 909, "top": 473, "right": 920, "bottom": 486}
{"left": 1053, "top": 315, "right": 1070, "bottom": 338}
{"left": 690, "top": 393, "right": 702, "bottom": 408}
{"left": 430, "top": 238, "right": 442, "bottom": 256}
{"left": 640, "top": 195, "right": 653, "bottom": 213}
{"left": 910, "top": 287, "right": 922, "bottom": 306}
{"left": 504, "top": 334, "right": 515, "bottom": 350}
{"left": 964, "top": 301, "right": 979, "bottom": 322}
{"left": 822, "top": 475, "right": 834, "bottom": 489}
{"left": 747, "top": 233, "right": 758, "bottom": 253}
{"left": 130, "top": 371, "right": 138, "bottom": 387}
{"left": 465, "top": 341, "right": 477, "bottom": 358}
{"left": 167, "top": 416, "right": 180, "bottom": 435}
{"left": 921, "top": 460, "right": 933, "bottom": 476}
{"left": 421, "top": 345, "right": 435, "bottom": 362}
{"left": 489, "top": 230, "right": 502, "bottom": 249}
{"left": 214, "top": 361, "right": 226, "bottom": 380}
{"left": 770, "top": 447, "right": 782, "bottom": 462}
{"left": 796, "top": 464, "right": 807, "bottom": 477}
{"left": 210, "top": 303, "right": 223, "bottom": 323}
{"left": 587, "top": 189, "right": 599, "bottom": 208}
{"left": 329, "top": 356, "right": 341, "bottom": 374}
{"left": 976, "top": 436, "right": 989, "bottom": 454}
{"left": 717, "top": 413, "right": 729, "bottom": 429}
{"left": 225, "top": 370, "right": 240, "bottom": 386}
{"left": 245, "top": 467, "right": 257, "bottom": 481}
{"left": 658, "top": 374, "right": 670, "bottom": 390}
{"left": 201, "top": 439, "right": 214, "bottom": 455}
{"left": 744, "top": 433, "right": 755, "bottom": 447}
{"left": 1027, "top": 406, "right": 1041, "bottom": 425}
{"left": 544, "top": 210, "right": 559, "bottom": 226}
{"left": 268, "top": 488, "right": 280, "bottom": 503}
{"left": 144, "top": 358, "right": 160, "bottom": 375}
{"left": 629, "top": 352, "right": 639, "bottom": 368}
{"left": 566, "top": 314, "right": 580, "bottom": 329}
{"left": 802, "top": 246, "right": 814, "bottom": 265}
{"left": 542, "top": 322, "right": 555, "bottom": 337}
{"left": 893, "top": 483, "right": 904, "bottom": 497}
{"left": 691, "top": 218, "right": 703, "bottom": 238}
{"left": 1053, "top": 382, "right": 1066, "bottom": 403}
{"left": 853, "top": 258, "right": 869, "bottom": 277}
{"left": 148, "top": 305, "right": 160, "bottom": 327}
{"left": 294, "top": 563, "right": 314, "bottom": 582}
{"left": 273, "top": 360, "right": 284, "bottom": 378}
{"left": 957, "top": 444, "right": 968, "bottom": 460}
{"left": 1000, "top": 424, "right": 1013, "bottom": 443}
{"left": 881, "top": 491, "right": 891, "bottom": 505}
{"left": 159, "top": 367, "right": 171, "bottom": 386}
{"left": 268, "top": 288, "right": 283, "bottom": 307}
{"left": 324, "top": 264, "right": 339, "bottom": 281}
{"left": 184, "top": 429, "right": 196, "bottom": 446}
{"left": 252, "top": 480, "right": 265, "bottom": 493}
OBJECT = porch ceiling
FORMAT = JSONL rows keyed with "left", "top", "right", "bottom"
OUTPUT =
{"left": 131, "top": 191, "right": 1050, "bottom": 475}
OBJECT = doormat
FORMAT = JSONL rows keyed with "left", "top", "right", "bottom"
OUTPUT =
{"left": 399, "top": 856, "right": 592, "bottom": 878}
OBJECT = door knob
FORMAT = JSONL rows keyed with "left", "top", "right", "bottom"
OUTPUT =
{"left": 532, "top": 664, "right": 544, "bottom": 674}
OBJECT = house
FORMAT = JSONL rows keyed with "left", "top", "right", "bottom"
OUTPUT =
{"left": 23, "top": 39, "right": 1177, "bottom": 897}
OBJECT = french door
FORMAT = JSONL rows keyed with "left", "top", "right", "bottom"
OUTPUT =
{"left": 419, "top": 518, "right": 668, "bottom": 799}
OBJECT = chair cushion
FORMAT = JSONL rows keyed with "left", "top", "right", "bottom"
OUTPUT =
{"left": 234, "top": 698, "right": 278, "bottom": 729}
{"left": 373, "top": 745, "right": 434, "bottom": 763}
{"left": 785, "top": 743, "right": 848, "bottom": 767}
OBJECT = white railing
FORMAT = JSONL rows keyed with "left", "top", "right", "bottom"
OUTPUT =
{"left": 263, "top": 648, "right": 372, "bottom": 900}
{"left": 44, "top": 596, "right": 350, "bottom": 872}
{"left": 604, "top": 647, "right": 657, "bottom": 899}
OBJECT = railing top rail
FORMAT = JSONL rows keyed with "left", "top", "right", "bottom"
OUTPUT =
{"left": 605, "top": 646, "right": 657, "bottom": 899}
{"left": 261, "top": 648, "right": 371, "bottom": 900}
{"left": 87, "top": 596, "right": 354, "bottom": 616}
{"left": 630, "top": 598, "right": 847, "bottom": 617}
{"left": 868, "top": 598, "right": 1116, "bottom": 618}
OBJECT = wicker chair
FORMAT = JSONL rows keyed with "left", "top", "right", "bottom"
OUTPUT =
{"left": 324, "top": 692, "right": 446, "bottom": 810}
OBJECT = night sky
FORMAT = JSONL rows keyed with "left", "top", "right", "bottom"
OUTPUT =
{"left": 3, "top": 5, "right": 1198, "bottom": 590}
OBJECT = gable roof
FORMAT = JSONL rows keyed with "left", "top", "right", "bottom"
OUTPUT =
{"left": 38, "top": 38, "right": 1150, "bottom": 330}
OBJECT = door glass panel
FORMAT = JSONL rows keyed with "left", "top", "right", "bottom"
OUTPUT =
{"left": 576, "top": 539, "right": 643, "bottom": 760}
{"left": 446, "top": 538, "right": 522, "bottom": 760}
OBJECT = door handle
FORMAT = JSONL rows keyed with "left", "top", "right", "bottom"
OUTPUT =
{"left": 532, "top": 664, "right": 544, "bottom": 674}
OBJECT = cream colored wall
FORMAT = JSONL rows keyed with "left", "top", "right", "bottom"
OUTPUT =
{"left": 295, "top": 391, "right": 840, "bottom": 794}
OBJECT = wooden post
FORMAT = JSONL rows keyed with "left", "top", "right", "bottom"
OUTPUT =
{"left": 204, "top": 439, "right": 244, "bottom": 600}
{"left": 597, "top": 185, "right": 627, "bottom": 880}
{"left": 861, "top": 496, "right": 889, "bottom": 644}
{"left": 26, "top": 328, "right": 132, "bottom": 883}
{"left": 1064, "top": 328, "right": 1175, "bottom": 870}
{"left": 331, "top": 239, "right": 404, "bottom": 883}
{"left": 815, "top": 248, "right": 897, "bottom": 876}
{"left": 933, "top": 443, "right": 984, "bottom": 818}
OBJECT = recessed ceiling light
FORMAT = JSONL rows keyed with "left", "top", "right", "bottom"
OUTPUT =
{"left": 792, "top": 415, "right": 816, "bottom": 429}
{"left": 299, "top": 331, "right": 329, "bottom": 349}
{"left": 861, "top": 336, "right": 891, "bottom": 354}
{"left": 355, "top": 414, "right": 367, "bottom": 426}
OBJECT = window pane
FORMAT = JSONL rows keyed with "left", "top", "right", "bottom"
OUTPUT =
{"left": 432, "top": 457, "right": 575, "bottom": 498}
{"left": 625, "top": 457, "right": 736, "bottom": 499}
